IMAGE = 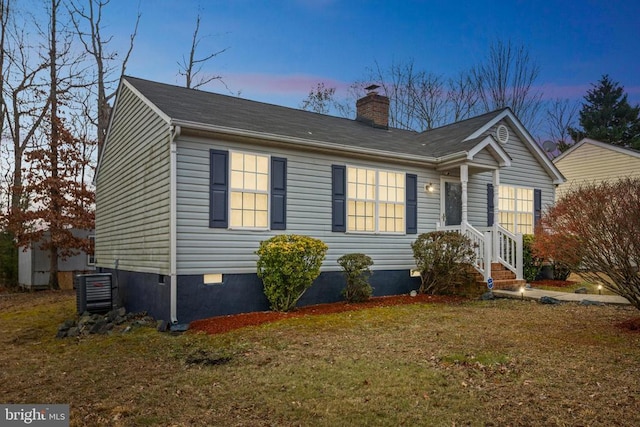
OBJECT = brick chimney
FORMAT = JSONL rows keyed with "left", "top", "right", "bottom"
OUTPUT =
{"left": 356, "top": 85, "right": 389, "bottom": 129}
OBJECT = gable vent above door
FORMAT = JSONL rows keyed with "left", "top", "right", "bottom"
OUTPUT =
{"left": 496, "top": 124, "right": 509, "bottom": 144}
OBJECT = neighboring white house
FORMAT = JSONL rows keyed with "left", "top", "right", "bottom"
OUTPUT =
{"left": 94, "top": 76, "right": 565, "bottom": 323}
{"left": 18, "top": 229, "right": 95, "bottom": 290}
{"left": 553, "top": 138, "right": 640, "bottom": 199}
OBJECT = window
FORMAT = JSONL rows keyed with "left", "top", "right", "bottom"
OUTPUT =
{"left": 229, "top": 151, "right": 269, "bottom": 228}
{"left": 210, "top": 150, "right": 287, "bottom": 230}
{"left": 499, "top": 185, "right": 534, "bottom": 234}
{"left": 346, "top": 166, "right": 405, "bottom": 233}
{"left": 87, "top": 235, "right": 95, "bottom": 266}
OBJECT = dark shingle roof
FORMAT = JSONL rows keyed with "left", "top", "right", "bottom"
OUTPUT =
{"left": 415, "top": 109, "right": 508, "bottom": 157}
{"left": 123, "top": 76, "right": 502, "bottom": 158}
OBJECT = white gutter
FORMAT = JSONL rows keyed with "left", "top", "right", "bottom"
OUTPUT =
{"left": 169, "top": 125, "right": 181, "bottom": 323}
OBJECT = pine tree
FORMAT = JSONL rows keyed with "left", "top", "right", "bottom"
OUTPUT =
{"left": 571, "top": 75, "right": 640, "bottom": 149}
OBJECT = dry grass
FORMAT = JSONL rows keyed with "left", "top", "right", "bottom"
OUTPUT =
{"left": 533, "top": 273, "right": 618, "bottom": 295}
{"left": 1, "top": 289, "right": 639, "bottom": 426}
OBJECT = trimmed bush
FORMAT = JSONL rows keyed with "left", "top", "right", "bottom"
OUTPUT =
{"left": 523, "top": 234, "right": 543, "bottom": 283}
{"left": 411, "top": 231, "right": 476, "bottom": 295}
{"left": 256, "top": 234, "right": 328, "bottom": 312}
{"left": 338, "top": 253, "right": 374, "bottom": 303}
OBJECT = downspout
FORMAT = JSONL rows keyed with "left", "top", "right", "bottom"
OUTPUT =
{"left": 169, "top": 124, "right": 181, "bottom": 323}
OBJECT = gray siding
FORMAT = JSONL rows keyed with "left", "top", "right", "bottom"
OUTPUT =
{"left": 95, "top": 84, "right": 171, "bottom": 274}
{"left": 176, "top": 135, "right": 441, "bottom": 275}
{"left": 467, "top": 121, "right": 556, "bottom": 226}
{"left": 472, "top": 149, "right": 499, "bottom": 167}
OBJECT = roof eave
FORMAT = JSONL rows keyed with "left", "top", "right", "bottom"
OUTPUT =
{"left": 171, "top": 119, "right": 440, "bottom": 166}
{"left": 464, "top": 108, "right": 565, "bottom": 184}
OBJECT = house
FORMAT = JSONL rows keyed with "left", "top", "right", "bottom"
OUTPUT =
{"left": 18, "top": 228, "right": 95, "bottom": 290}
{"left": 95, "top": 76, "right": 564, "bottom": 323}
{"left": 553, "top": 138, "right": 640, "bottom": 199}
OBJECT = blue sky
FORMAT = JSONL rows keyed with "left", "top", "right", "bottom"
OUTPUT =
{"left": 108, "top": 0, "right": 639, "bottom": 115}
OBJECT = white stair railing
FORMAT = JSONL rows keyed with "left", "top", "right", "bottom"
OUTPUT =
{"left": 437, "top": 222, "right": 492, "bottom": 281}
{"left": 461, "top": 222, "right": 491, "bottom": 281}
{"left": 494, "top": 225, "right": 523, "bottom": 280}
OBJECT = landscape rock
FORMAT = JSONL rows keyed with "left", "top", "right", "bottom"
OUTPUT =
{"left": 580, "top": 300, "right": 605, "bottom": 306}
{"left": 574, "top": 287, "right": 588, "bottom": 294}
{"left": 56, "top": 307, "right": 156, "bottom": 339}
{"left": 539, "top": 296, "right": 562, "bottom": 305}
{"left": 480, "top": 291, "right": 495, "bottom": 300}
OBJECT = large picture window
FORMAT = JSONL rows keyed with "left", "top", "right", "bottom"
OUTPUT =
{"left": 347, "top": 166, "right": 405, "bottom": 233}
{"left": 499, "top": 185, "right": 533, "bottom": 234}
{"left": 229, "top": 151, "right": 269, "bottom": 228}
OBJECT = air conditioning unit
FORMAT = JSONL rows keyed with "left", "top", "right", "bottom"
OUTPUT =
{"left": 76, "top": 273, "right": 113, "bottom": 314}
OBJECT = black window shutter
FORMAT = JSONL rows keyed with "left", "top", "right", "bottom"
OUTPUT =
{"left": 332, "top": 165, "right": 346, "bottom": 232}
{"left": 209, "top": 149, "right": 228, "bottom": 228}
{"left": 487, "top": 183, "right": 494, "bottom": 226}
{"left": 271, "top": 157, "right": 287, "bottom": 230}
{"left": 534, "top": 188, "right": 542, "bottom": 230}
{"left": 406, "top": 174, "right": 418, "bottom": 234}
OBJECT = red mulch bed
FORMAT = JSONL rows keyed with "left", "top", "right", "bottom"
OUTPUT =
{"left": 190, "top": 294, "right": 466, "bottom": 335}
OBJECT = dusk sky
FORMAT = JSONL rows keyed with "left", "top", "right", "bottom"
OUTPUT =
{"left": 100, "top": 0, "right": 639, "bottom": 125}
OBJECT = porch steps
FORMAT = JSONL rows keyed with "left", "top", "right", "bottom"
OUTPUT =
{"left": 473, "top": 263, "right": 526, "bottom": 290}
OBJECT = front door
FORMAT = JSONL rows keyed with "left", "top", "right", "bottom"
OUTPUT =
{"left": 443, "top": 180, "right": 462, "bottom": 226}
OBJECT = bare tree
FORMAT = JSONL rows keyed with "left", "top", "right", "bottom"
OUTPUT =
{"left": 10, "top": 0, "right": 93, "bottom": 289}
{"left": 545, "top": 98, "right": 579, "bottom": 154}
{"left": 300, "top": 82, "right": 336, "bottom": 114}
{"left": 410, "top": 71, "right": 447, "bottom": 131}
{"left": 178, "top": 10, "right": 228, "bottom": 90}
{"left": 447, "top": 71, "right": 479, "bottom": 122}
{"left": 471, "top": 39, "right": 543, "bottom": 132}
{"left": 3, "top": 10, "right": 51, "bottom": 218}
{"left": 359, "top": 59, "right": 450, "bottom": 131}
{"left": 69, "top": 0, "right": 140, "bottom": 156}
{"left": 0, "top": 0, "right": 9, "bottom": 144}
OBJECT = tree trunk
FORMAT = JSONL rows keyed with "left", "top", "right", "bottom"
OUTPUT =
{"left": 48, "top": 243, "right": 59, "bottom": 290}
{"left": 47, "top": 0, "right": 59, "bottom": 290}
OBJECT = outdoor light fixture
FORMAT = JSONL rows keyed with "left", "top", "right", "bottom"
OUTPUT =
{"left": 425, "top": 183, "right": 434, "bottom": 193}
{"left": 598, "top": 284, "right": 603, "bottom": 295}
{"left": 519, "top": 286, "right": 525, "bottom": 300}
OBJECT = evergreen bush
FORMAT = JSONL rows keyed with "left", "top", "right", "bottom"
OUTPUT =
{"left": 256, "top": 234, "right": 328, "bottom": 312}
{"left": 522, "top": 234, "right": 543, "bottom": 283}
{"left": 338, "top": 253, "right": 374, "bottom": 303}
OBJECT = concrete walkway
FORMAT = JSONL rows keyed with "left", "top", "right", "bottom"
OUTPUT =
{"left": 493, "top": 288, "right": 631, "bottom": 305}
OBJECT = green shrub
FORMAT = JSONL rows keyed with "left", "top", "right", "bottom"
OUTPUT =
{"left": 338, "top": 253, "right": 374, "bottom": 303}
{"left": 523, "top": 234, "right": 542, "bottom": 283}
{"left": 411, "top": 231, "right": 476, "bottom": 295}
{"left": 0, "top": 231, "right": 18, "bottom": 288}
{"left": 552, "top": 262, "right": 572, "bottom": 281}
{"left": 256, "top": 234, "right": 328, "bottom": 312}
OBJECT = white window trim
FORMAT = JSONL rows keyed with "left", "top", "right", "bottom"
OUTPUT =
{"left": 499, "top": 184, "right": 534, "bottom": 234}
{"left": 87, "top": 235, "right": 96, "bottom": 266}
{"left": 228, "top": 150, "right": 271, "bottom": 231}
{"left": 346, "top": 165, "right": 406, "bottom": 235}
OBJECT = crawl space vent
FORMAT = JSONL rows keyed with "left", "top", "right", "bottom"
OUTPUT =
{"left": 496, "top": 124, "right": 509, "bottom": 143}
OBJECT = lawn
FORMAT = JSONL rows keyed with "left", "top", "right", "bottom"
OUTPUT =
{"left": 530, "top": 273, "right": 619, "bottom": 296}
{"left": 1, "top": 289, "right": 639, "bottom": 426}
